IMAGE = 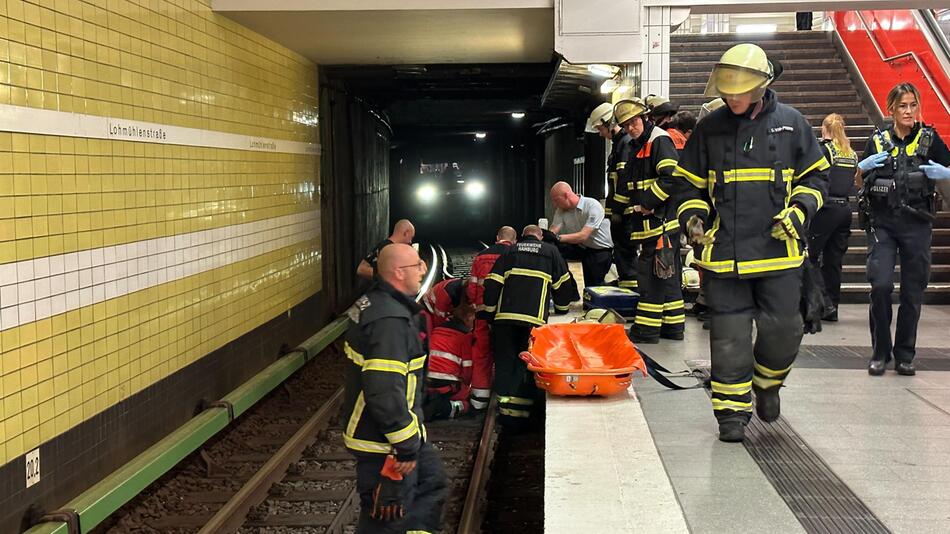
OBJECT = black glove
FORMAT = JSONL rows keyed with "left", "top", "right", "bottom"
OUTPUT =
{"left": 370, "top": 456, "right": 406, "bottom": 522}
{"left": 800, "top": 260, "right": 827, "bottom": 335}
{"left": 541, "top": 228, "right": 560, "bottom": 244}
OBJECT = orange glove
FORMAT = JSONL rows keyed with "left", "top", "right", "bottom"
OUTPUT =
{"left": 370, "top": 455, "right": 406, "bottom": 522}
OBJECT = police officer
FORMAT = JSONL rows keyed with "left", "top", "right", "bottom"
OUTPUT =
{"left": 858, "top": 82, "right": 950, "bottom": 376}
{"left": 808, "top": 113, "right": 859, "bottom": 321}
{"left": 673, "top": 44, "right": 829, "bottom": 442}
{"left": 342, "top": 244, "right": 447, "bottom": 533}
{"left": 614, "top": 97, "right": 686, "bottom": 343}
{"left": 587, "top": 103, "right": 638, "bottom": 289}
{"left": 481, "top": 225, "right": 579, "bottom": 428}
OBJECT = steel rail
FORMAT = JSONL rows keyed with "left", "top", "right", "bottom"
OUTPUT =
{"left": 197, "top": 388, "right": 345, "bottom": 534}
{"left": 456, "top": 395, "right": 500, "bottom": 534}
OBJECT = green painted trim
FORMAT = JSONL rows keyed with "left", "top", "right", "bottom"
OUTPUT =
{"left": 23, "top": 316, "right": 350, "bottom": 534}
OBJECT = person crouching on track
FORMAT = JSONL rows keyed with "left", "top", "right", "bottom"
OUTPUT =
{"left": 420, "top": 276, "right": 468, "bottom": 333}
{"left": 674, "top": 43, "right": 829, "bottom": 443}
{"left": 424, "top": 303, "right": 477, "bottom": 420}
{"left": 466, "top": 226, "right": 517, "bottom": 411}
{"left": 341, "top": 244, "right": 447, "bottom": 533}
{"left": 482, "top": 225, "right": 579, "bottom": 429}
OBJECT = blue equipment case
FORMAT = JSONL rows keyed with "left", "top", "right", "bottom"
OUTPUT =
{"left": 582, "top": 286, "right": 640, "bottom": 318}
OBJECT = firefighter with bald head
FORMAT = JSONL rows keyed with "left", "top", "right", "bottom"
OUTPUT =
{"left": 673, "top": 43, "right": 829, "bottom": 442}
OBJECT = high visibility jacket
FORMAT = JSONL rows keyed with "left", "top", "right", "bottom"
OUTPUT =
{"left": 342, "top": 282, "right": 427, "bottom": 460}
{"left": 667, "top": 127, "right": 688, "bottom": 150}
{"left": 466, "top": 241, "right": 513, "bottom": 309}
{"left": 672, "top": 89, "right": 829, "bottom": 278}
{"left": 422, "top": 278, "right": 465, "bottom": 329}
{"left": 482, "top": 235, "right": 578, "bottom": 326}
{"left": 427, "top": 319, "right": 474, "bottom": 385}
{"left": 621, "top": 123, "right": 682, "bottom": 242}
{"left": 606, "top": 131, "right": 634, "bottom": 217}
{"left": 820, "top": 140, "right": 857, "bottom": 198}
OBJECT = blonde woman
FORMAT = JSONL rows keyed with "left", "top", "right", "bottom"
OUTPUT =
{"left": 806, "top": 114, "right": 859, "bottom": 322}
{"left": 859, "top": 82, "right": 950, "bottom": 376}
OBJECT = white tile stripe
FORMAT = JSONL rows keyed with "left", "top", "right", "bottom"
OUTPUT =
{"left": 0, "top": 209, "right": 321, "bottom": 332}
{"left": 0, "top": 103, "right": 320, "bottom": 155}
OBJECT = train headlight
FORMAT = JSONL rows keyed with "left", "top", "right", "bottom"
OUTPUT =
{"left": 416, "top": 184, "right": 438, "bottom": 204}
{"left": 465, "top": 181, "right": 486, "bottom": 199}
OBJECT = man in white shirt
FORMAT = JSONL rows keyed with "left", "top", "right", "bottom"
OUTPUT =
{"left": 549, "top": 181, "right": 614, "bottom": 287}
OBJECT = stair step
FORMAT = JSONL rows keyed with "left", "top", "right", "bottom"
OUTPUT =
{"left": 840, "top": 264, "right": 950, "bottom": 284}
{"left": 838, "top": 283, "right": 950, "bottom": 304}
{"left": 847, "top": 246, "right": 950, "bottom": 263}
{"left": 672, "top": 49, "right": 839, "bottom": 61}
{"left": 671, "top": 70, "right": 851, "bottom": 82}
{"left": 847, "top": 228, "right": 950, "bottom": 247}
{"left": 672, "top": 32, "right": 830, "bottom": 44}
{"left": 672, "top": 60, "right": 846, "bottom": 75}
{"left": 675, "top": 97, "right": 864, "bottom": 112}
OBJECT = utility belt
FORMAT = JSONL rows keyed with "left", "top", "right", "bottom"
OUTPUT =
{"left": 859, "top": 173, "right": 935, "bottom": 226}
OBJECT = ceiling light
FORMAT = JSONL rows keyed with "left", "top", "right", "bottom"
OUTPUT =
{"left": 475, "top": 132, "right": 487, "bottom": 139}
{"left": 587, "top": 64, "right": 619, "bottom": 78}
{"left": 457, "top": 179, "right": 465, "bottom": 184}
{"left": 600, "top": 79, "right": 619, "bottom": 94}
{"left": 511, "top": 112, "right": 525, "bottom": 119}
{"left": 736, "top": 24, "right": 777, "bottom": 34}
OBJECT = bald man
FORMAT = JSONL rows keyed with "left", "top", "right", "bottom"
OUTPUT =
{"left": 549, "top": 181, "right": 614, "bottom": 287}
{"left": 342, "top": 243, "right": 447, "bottom": 532}
{"left": 357, "top": 219, "right": 416, "bottom": 280}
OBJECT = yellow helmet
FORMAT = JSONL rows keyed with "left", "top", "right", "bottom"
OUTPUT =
{"left": 698, "top": 98, "right": 726, "bottom": 121}
{"left": 613, "top": 98, "right": 648, "bottom": 125}
{"left": 645, "top": 94, "right": 678, "bottom": 117}
{"left": 585, "top": 102, "right": 614, "bottom": 133}
{"left": 703, "top": 43, "right": 781, "bottom": 99}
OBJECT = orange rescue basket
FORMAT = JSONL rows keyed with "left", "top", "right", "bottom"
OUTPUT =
{"left": 519, "top": 323, "right": 647, "bottom": 397}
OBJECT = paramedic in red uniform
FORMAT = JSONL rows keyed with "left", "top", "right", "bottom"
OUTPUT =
{"left": 424, "top": 303, "right": 476, "bottom": 420}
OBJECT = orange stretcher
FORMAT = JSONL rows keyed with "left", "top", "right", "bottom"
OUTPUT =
{"left": 519, "top": 323, "right": 648, "bottom": 397}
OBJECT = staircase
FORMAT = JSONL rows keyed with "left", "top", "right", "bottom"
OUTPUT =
{"left": 670, "top": 31, "right": 950, "bottom": 304}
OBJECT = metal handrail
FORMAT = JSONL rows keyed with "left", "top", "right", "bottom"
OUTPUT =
{"left": 855, "top": 10, "right": 950, "bottom": 116}
{"left": 915, "top": 9, "right": 950, "bottom": 85}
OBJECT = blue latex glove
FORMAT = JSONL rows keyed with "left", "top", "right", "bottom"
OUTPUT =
{"left": 858, "top": 152, "right": 888, "bottom": 172}
{"left": 921, "top": 160, "right": 950, "bottom": 180}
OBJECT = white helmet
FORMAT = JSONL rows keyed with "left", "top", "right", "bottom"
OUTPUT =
{"left": 585, "top": 102, "right": 614, "bottom": 133}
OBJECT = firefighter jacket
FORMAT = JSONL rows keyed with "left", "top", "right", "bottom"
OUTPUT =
{"left": 621, "top": 122, "right": 682, "bottom": 243}
{"left": 466, "top": 241, "right": 513, "bottom": 310}
{"left": 672, "top": 89, "right": 829, "bottom": 278}
{"left": 482, "top": 235, "right": 578, "bottom": 326}
{"left": 422, "top": 278, "right": 465, "bottom": 329}
{"left": 342, "top": 281, "right": 427, "bottom": 460}
{"left": 820, "top": 140, "right": 858, "bottom": 198}
{"left": 606, "top": 131, "right": 633, "bottom": 217}
{"left": 427, "top": 319, "right": 474, "bottom": 385}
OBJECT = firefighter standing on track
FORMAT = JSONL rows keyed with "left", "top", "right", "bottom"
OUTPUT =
{"left": 588, "top": 102, "right": 638, "bottom": 290}
{"left": 614, "top": 97, "right": 687, "bottom": 343}
{"left": 357, "top": 219, "right": 416, "bottom": 280}
{"left": 466, "top": 226, "right": 517, "bottom": 411}
{"left": 342, "top": 244, "right": 447, "bottom": 533}
{"left": 673, "top": 43, "right": 829, "bottom": 442}
{"left": 858, "top": 82, "right": 950, "bottom": 376}
{"left": 481, "top": 225, "right": 579, "bottom": 429}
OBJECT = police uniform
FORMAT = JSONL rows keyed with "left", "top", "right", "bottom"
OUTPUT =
{"left": 606, "top": 131, "right": 639, "bottom": 289}
{"left": 674, "top": 89, "right": 829, "bottom": 428}
{"left": 481, "top": 235, "right": 578, "bottom": 427}
{"left": 807, "top": 140, "right": 858, "bottom": 312}
{"left": 342, "top": 282, "right": 447, "bottom": 533}
{"left": 623, "top": 122, "right": 686, "bottom": 341}
{"left": 861, "top": 123, "right": 950, "bottom": 367}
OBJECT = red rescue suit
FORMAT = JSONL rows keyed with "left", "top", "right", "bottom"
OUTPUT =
{"left": 421, "top": 278, "right": 465, "bottom": 331}
{"left": 466, "top": 241, "right": 512, "bottom": 410}
{"left": 424, "top": 319, "right": 475, "bottom": 420}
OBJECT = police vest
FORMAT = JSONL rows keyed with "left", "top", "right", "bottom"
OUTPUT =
{"left": 868, "top": 127, "right": 935, "bottom": 213}
{"left": 821, "top": 140, "right": 857, "bottom": 198}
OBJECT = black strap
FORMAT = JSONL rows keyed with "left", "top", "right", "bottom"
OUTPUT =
{"left": 636, "top": 348, "right": 702, "bottom": 390}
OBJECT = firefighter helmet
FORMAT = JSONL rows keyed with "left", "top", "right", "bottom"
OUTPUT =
{"left": 703, "top": 43, "right": 782, "bottom": 99}
{"left": 699, "top": 98, "right": 726, "bottom": 121}
{"left": 585, "top": 102, "right": 615, "bottom": 133}
{"left": 613, "top": 98, "right": 648, "bottom": 125}
{"left": 646, "top": 94, "right": 679, "bottom": 118}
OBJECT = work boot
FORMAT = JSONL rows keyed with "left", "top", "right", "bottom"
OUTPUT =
{"left": 718, "top": 421, "right": 745, "bottom": 442}
{"left": 660, "top": 330, "right": 684, "bottom": 341}
{"left": 754, "top": 386, "right": 780, "bottom": 423}
{"left": 628, "top": 332, "right": 659, "bottom": 345}
{"left": 868, "top": 359, "right": 886, "bottom": 376}
{"left": 822, "top": 307, "right": 838, "bottom": 322}
{"left": 896, "top": 361, "right": 916, "bottom": 376}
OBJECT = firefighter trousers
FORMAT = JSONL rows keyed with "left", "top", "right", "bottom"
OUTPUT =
{"left": 490, "top": 322, "right": 540, "bottom": 430}
{"left": 611, "top": 215, "right": 638, "bottom": 289}
{"left": 807, "top": 202, "right": 851, "bottom": 307}
{"left": 867, "top": 214, "right": 932, "bottom": 364}
{"left": 633, "top": 236, "right": 685, "bottom": 340}
{"left": 706, "top": 269, "right": 803, "bottom": 424}
{"left": 355, "top": 443, "right": 447, "bottom": 534}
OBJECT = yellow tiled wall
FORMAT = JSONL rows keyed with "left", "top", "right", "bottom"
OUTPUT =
{"left": 0, "top": 0, "right": 321, "bottom": 465}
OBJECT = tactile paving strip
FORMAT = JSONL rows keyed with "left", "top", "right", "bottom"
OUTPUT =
{"left": 692, "top": 366, "right": 892, "bottom": 534}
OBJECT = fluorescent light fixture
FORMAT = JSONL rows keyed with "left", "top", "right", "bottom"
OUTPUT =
{"left": 587, "top": 64, "right": 619, "bottom": 78}
{"left": 511, "top": 112, "right": 525, "bottom": 119}
{"left": 600, "top": 78, "right": 619, "bottom": 94}
{"left": 416, "top": 184, "right": 438, "bottom": 203}
{"left": 736, "top": 24, "right": 777, "bottom": 34}
{"left": 475, "top": 132, "right": 487, "bottom": 139}
{"left": 457, "top": 179, "right": 465, "bottom": 184}
{"left": 465, "top": 181, "right": 486, "bottom": 199}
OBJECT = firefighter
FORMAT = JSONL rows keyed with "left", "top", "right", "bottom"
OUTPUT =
{"left": 673, "top": 43, "right": 829, "bottom": 442}
{"left": 420, "top": 276, "right": 467, "bottom": 332}
{"left": 482, "top": 225, "right": 579, "bottom": 428}
{"left": 646, "top": 94, "right": 687, "bottom": 149}
{"left": 357, "top": 219, "right": 416, "bottom": 280}
{"left": 587, "top": 102, "right": 638, "bottom": 290}
{"left": 614, "top": 97, "right": 686, "bottom": 343}
{"left": 807, "top": 113, "right": 860, "bottom": 322}
{"left": 858, "top": 82, "right": 950, "bottom": 376}
{"left": 465, "top": 226, "right": 517, "bottom": 411}
{"left": 549, "top": 181, "right": 615, "bottom": 287}
{"left": 342, "top": 243, "right": 447, "bottom": 533}
{"left": 424, "top": 303, "right": 476, "bottom": 420}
